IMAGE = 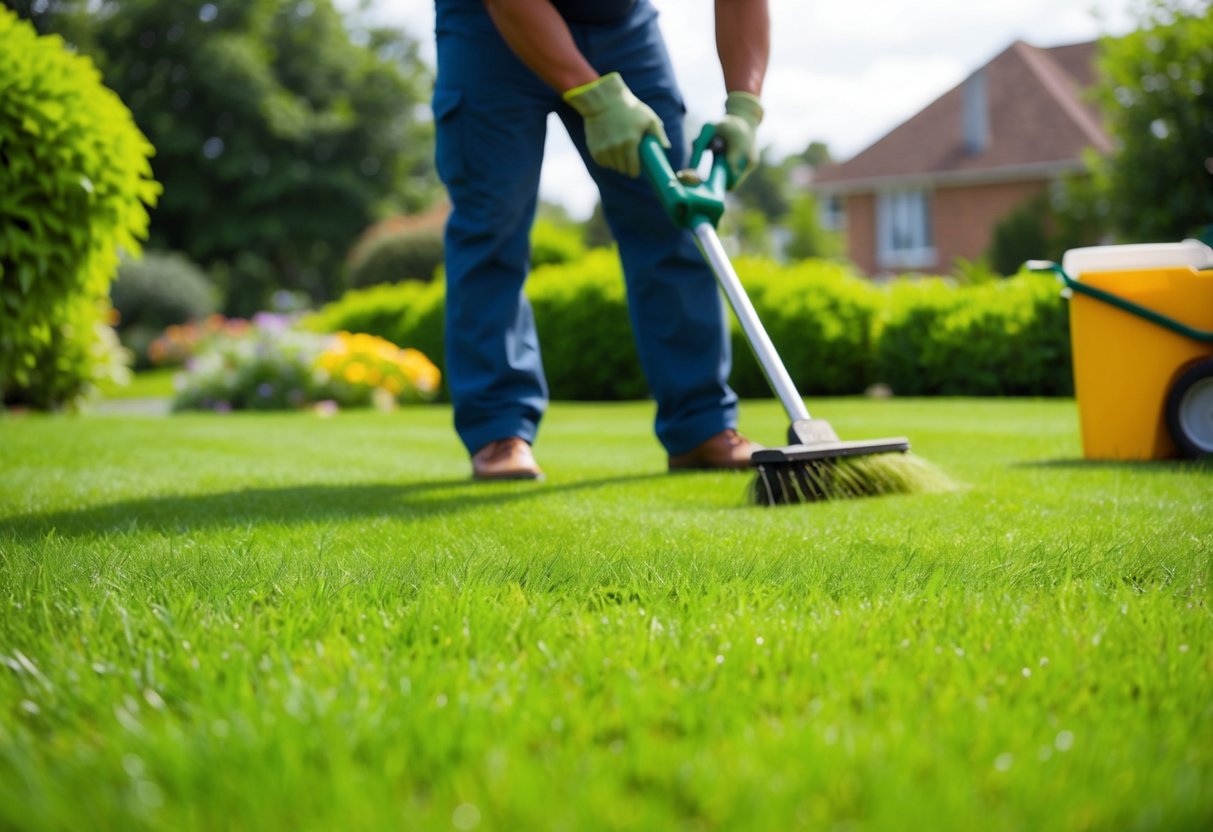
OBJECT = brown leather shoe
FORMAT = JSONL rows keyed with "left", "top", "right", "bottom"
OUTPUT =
{"left": 668, "top": 429, "right": 762, "bottom": 471}
{"left": 471, "top": 437, "right": 544, "bottom": 481}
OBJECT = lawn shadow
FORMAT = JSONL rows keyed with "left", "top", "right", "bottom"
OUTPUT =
{"left": 0, "top": 473, "right": 679, "bottom": 542}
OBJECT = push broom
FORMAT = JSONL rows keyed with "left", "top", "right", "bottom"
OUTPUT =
{"left": 640, "top": 129, "right": 952, "bottom": 505}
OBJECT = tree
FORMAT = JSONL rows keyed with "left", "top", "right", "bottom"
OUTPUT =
{"left": 987, "top": 194, "right": 1052, "bottom": 276}
{"left": 1090, "top": 0, "right": 1213, "bottom": 242}
{"left": 729, "top": 149, "right": 791, "bottom": 223}
{"left": 986, "top": 182, "right": 1111, "bottom": 276}
{"left": 795, "top": 140, "right": 832, "bottom": 169}
{"left": 783, "top": 194, "right": 841, "bottom": 260}
{"left": 19, "top": 0, "right": 440, "bottom": 313}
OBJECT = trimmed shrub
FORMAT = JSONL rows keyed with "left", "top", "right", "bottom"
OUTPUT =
{"left": 347, "top": 224, "right": 446, "bottom": 289}
{"left": 528, "top": 249, "right": 644, "bottom": 400}
{"left": 308, "top": 253, "right": 1073, "bottom": 401}
{"left": 346, "top": 208, "right": 448, "bottom": 290}
{"left": 14, "top": 294, "right": 133, "bottom": 411}
{"left": 0, "top": 9, "right": 159, "bottom": 408}
{"left": 530, "top": 217, "right": 586, "bottom": 267}
{"left": 111, "top": 251, "right": 218, "bottom": 368}
{"left": 731, "top": 258, "right": 883, "bottom": 397}
{"left": 874, "top": 273, "right": 1072, "bottom": 396}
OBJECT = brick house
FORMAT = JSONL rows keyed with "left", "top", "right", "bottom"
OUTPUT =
{"left": 811, "top": 40, "right": 1111, "bottom": 275}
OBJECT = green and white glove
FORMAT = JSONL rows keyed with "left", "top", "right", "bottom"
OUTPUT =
{"left": 713, "top": 91, "right": 764, "bottom": 189}
{"left": 563, "top": 72, "right": 670, "bottom": 178}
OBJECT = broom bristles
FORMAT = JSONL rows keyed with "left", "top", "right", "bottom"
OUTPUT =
{"left": 750, "top": 451, "right": 957, "bottom": 505}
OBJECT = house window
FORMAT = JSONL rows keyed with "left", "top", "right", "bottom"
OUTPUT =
{"left": 877, "top": 189, "right": 935, "bottom": 269}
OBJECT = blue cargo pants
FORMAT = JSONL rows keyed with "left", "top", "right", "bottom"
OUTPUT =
{"left": 433, "top": 0, "right": 738, "bottom": 456}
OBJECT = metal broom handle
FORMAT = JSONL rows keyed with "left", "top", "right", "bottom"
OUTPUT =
{"left": 691, "top": 221, "right": 812, "bottom": 423}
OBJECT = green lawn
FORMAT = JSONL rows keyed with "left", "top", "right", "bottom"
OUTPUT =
{"left": 95, "top": 368, "right": 177, "bottom": 400}
{"left": 0, "top": 399, "right": 1210, "bottom": 831}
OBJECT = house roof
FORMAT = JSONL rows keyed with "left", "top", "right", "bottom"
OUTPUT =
{"left": 812, "top": 40, "right": 1112, "bottom": 193}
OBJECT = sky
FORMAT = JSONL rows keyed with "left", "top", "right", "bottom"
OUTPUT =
{"left": 344, "top": 0, "right": 1140, "bottom": 217}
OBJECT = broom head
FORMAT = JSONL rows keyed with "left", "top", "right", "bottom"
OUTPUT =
{"left": 749, "top": 419, "right": 952, "bottom": 505}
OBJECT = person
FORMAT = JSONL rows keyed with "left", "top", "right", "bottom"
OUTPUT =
{"left": 433, "top": 0, "right": 770, "bottom": 480}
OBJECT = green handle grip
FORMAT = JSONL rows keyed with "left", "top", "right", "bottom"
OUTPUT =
{"left": 639, "top": 127, "right": 728, "bottom": 230}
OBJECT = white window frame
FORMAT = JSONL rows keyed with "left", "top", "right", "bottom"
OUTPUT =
{"left": 877, "top": 189, "right": 935, "bottom": 270}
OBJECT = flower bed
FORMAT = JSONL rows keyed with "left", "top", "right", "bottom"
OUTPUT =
{"left": 170, "top": 318, "right": 439, "bottom": 413}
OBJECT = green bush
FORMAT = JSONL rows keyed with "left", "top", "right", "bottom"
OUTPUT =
{"left": 111, "top": 251, "right": 218, "bottom": 368}
{"left": 731, "top": 258, "right": 883, "bottom": 397}
{"left": 308, "top": 252, "right": 1073, "bottom": 400}
{"left": 528, "top": 249, "right": 644, "bottom": 400}
{"left": 530, "top": 217, "right": 586, "bottom": 267}
{"left": 347, "top": 223, "right": 445, "bottom": 290}
{"left": 874, "top": 274, "right": 1072, "bottom": 396}
{"left": 13, "top": 294, "right": 133, "bottom": 410}
{"left": 0, "top": 9, "right": 159, "bottom": 408}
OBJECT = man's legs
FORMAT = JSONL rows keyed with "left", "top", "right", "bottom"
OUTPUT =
{"left": 434, "top": 8, "right": 558, "bottom": 457}
{"left": 558, "top": 4, "right": 740, "bottom": 457}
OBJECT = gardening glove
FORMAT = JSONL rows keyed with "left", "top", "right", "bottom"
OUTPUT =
{"left": 563, "top": 72, "right": 670, "bottom": 178}
{"left": 713, "top": 91, "right": 764, "bottom": 190}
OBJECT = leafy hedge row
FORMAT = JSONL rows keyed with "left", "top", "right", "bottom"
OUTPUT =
{"left": 876, "top": 275, "right": 1072, "bottom": 396}
{"left": 304, "top": 253, "right": 1073, "bottom": 400}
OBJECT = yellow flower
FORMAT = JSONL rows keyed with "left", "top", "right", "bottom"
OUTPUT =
{"left": 344, "top": 362, "right": 367, "bottom": 384}
{"left": 416, "top": 369, "right": 440, "bottom": 394}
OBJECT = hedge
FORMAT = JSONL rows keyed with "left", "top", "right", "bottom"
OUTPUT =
{"left": 305, "top": 253, "right": 1073, "bottom": 400}
{"left": 728, "top": 257, "right": 884, "bottom": 397}
{"left": 875, "top": 275, "right": 1072, "bottom": 396}
{"left": 527, "top": 249, "right": 645, "bottom": 399}
{"left": 0, "top": 9, "right": 159, "bottom": 408}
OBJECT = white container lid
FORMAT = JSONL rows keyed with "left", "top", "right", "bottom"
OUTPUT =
{"left": 1062, "top": 239, "right": 1213, "bottom": 278}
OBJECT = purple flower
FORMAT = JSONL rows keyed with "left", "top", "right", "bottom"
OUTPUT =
{"left": 252, "top": 311, "right": 290, "bottom": 332}
{"left": 257, "top": 383, "right": 274, "bottom": 398}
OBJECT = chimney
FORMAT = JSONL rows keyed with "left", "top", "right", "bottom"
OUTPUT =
{"left": 963, "top": 69, "right": 989, "bottom": 155}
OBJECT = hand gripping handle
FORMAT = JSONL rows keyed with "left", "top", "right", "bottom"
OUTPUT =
{"left": 639, "top": 126, "right": 729, "bottom": 230}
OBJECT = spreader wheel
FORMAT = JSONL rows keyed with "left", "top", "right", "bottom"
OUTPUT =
{"left": 1165, "top": 357, "right": 1213, "bottom": 459}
